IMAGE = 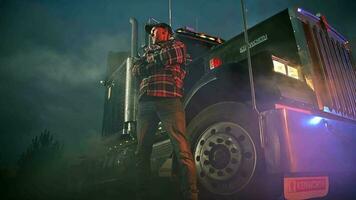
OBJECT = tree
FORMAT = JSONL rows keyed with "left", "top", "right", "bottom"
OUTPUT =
{"left": 16, "top": 129, "right": 66, "bottom": 200}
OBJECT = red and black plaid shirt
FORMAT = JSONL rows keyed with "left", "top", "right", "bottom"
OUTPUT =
{"left": 132, "top": 38, "right": 187, "bottom": 100}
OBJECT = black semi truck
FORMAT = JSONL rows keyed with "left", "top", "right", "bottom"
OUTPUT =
{"left": 100, "top": 7, "right": 356, "bottom": 199}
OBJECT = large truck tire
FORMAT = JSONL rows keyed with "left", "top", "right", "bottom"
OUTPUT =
{"left": 187, "top": 101, "right": 264, "bottom": 199}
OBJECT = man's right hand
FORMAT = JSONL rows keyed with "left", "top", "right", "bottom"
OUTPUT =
{"left": 133, "top": 57, "right": 147, "bottom": 66}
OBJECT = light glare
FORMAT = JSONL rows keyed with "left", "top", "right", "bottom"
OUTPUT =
{"left": 309, "top": 116, "right": 323, "bottom": 125}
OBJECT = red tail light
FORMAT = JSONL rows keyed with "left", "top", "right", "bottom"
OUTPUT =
{"left": 209, "top": 57, "right": 222, "bottom": 69}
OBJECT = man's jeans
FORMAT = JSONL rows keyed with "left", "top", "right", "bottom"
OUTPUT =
{"left": 135, "top": 97, "right": 198, "bottom": 200}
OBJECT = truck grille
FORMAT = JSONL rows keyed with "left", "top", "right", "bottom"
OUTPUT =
{"left": 306, "top": 23, "right": 356, "bottom": 119}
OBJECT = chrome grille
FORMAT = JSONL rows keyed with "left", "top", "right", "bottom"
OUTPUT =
{"left": 311, "top": 25, "right": 356, "bottom": 119}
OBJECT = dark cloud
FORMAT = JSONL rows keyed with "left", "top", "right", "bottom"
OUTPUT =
{"left": 0, "top": 0, "right": 130, "bottom": 165}
{"left": 0, "top": 32, "right": 129, "bottom": 162}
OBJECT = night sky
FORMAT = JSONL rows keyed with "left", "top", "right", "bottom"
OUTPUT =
{"left": 0, "top": 0, "right": 355, "bottom": 166}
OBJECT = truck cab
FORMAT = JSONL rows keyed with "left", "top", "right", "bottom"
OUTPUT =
{"left": 101, "top": 7, "right": 356, "bottom": 199}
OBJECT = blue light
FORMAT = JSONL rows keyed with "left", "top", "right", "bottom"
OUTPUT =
{"left": 323, "top": 106, "right": 331, "bottom": 113}
{"left": 308, "top": 116, "right": 323, "bottom": 125}
{"left": 297, "top": 8, "right": 302, "bottom": 12}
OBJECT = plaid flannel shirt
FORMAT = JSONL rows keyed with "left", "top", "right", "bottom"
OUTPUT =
{"left": 132, "top": 38, "right": 187, "bottom": 100}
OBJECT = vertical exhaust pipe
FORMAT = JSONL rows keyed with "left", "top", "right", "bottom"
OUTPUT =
{"left": 130, "top": 17, "right": 138, "bottom": 57}
{"left": 122, "top": 17, "right": 138, "bottom": 138}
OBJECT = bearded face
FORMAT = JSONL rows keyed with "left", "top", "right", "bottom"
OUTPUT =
{"left": 151, "top": 27, "right": 170, "bottom": 44}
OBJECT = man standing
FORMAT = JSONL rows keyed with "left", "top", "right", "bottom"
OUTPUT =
{"left": 132, "top": 23, "right": 198, "bottom": 200}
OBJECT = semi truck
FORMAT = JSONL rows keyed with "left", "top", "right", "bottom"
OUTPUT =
{"left": 100, "top": 7, "right": 356, "bottom": 199}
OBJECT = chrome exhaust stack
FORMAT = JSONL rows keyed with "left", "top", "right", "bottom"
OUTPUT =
{"left": 122, "top": 17, "right": 138, "bottom": 138}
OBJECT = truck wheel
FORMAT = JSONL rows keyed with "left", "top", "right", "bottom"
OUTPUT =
{"left": 187, "top": 101, "right": 262, "bottom": 198}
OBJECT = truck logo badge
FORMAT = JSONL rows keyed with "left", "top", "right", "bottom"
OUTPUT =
{"left": 239, "top": 34, "right": 268, "bottom": 53}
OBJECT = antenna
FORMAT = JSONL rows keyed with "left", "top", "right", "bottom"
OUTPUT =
{"left": 240, "top": 0, "right": 256, "bottom": 112}
{"left": 240, "top": 0, "right": 265, "bottom": 148}
{"left": 169, "top": 0, "right": 172, "bottom": 27}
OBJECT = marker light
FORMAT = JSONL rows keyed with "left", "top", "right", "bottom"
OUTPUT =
{"left": 323, "top": 106, "right": 331, "bottom": 113}
{"left": 200, "top": 34, "right": 207, "bottom": 38}
{"left": 308, "top": 116, "right": 323, "bottom": 125}
{"left": 209, "top": 57, "right": 222, "bottom": 69}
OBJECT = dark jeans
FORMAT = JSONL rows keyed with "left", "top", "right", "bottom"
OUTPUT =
{"left": 135, "top": 97, "right": 198, "bottom": 200}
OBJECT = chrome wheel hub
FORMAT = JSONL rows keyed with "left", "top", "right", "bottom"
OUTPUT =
{"left": 194, "top": 122, "right": 257, "bottom": 195}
